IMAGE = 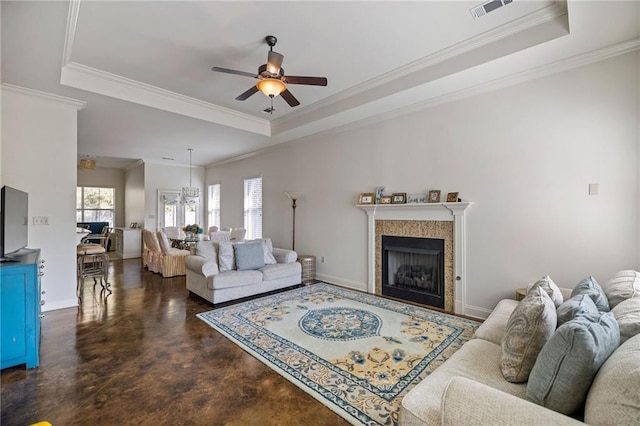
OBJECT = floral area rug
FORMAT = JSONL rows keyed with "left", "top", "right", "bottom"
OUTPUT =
{"left": 197, "top": 283, "right": 480, "bottom": 425}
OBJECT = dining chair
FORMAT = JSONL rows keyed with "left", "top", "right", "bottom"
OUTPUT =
{"left": 156, "top": 231, "right": 190, "bottom": 277}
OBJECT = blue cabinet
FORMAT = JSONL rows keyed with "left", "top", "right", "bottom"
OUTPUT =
{"left": 1, "top": 248, "right": 41, "bottom": 369}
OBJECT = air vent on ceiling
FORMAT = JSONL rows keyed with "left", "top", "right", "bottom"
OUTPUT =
{"left": 470, "top": 0, "right": 513, "bottom": 20}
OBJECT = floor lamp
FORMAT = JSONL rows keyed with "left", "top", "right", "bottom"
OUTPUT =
{"left": 285, "top": 192, "right": 302, "bottom": 251}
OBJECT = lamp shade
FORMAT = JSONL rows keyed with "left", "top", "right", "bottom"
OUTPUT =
{"left": 285, "top": 191, "right": 302, "bottom": 201}
{"left": 257, "top": 79, "right": 286, "bottom": 98}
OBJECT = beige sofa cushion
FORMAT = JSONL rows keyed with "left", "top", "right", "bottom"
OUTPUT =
{"left": 442, "top": 377, "right": 583, "bottom": 425}
{"left": 611, "top": 297, "right": 640, "bottom": 343}
{"left": 260, "top": 262, "right": 301, "bottom": 281}
{"left": 585, "top": 333, "right": 640, "bottom": 425}
{"left": 602, "top": 270, "right": 640, "bottom": 308}
{"left": 500, "top": 287, "right": 556, "bottom": 383}
{"left": 209, "top": 270, "right": 262, "bottom": 290}
{"left": 400, "top": 339, "right": 527, "bottom": 425}
{"left": 473, "top": 299, "right": 519, "bottom": 346}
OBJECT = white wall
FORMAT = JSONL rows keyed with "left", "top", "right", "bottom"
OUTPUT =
{"left": 207, "top": 52, "right": 639, "bottom": 317}
{"left": 124, "top": 162, "right": 145, "bottom": 227}
{"left": 142, "top": 162, "right": 205, "bottom": 231}
{"left": 1, "top": 86, "right": 84, "bottom": 311}
{"left": 77, "top": 167, "right": 125, "bottom": 227}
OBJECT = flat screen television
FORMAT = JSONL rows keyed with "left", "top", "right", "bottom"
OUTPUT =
{"left": 1, "top": 185, "right": 29, "bottom": 259}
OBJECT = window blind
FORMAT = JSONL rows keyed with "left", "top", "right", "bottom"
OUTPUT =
{"left": 208, "top": 184, "right": 221, "bottom": 229}
{"left": 244, "top": 177, "right": 262, "bottom": 239}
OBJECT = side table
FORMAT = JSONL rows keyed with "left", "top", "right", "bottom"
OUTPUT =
{"left": 297, "top": 255, "right": 316, "bottom": 285}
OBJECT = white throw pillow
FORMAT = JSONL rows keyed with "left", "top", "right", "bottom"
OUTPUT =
{"left": 611, "top": 297, "right": 640, "bottom": 343}
{"left": 218, "top": 241, "right": 235, "bottom": 271}
{"left": 602, "top": 270, "right": 640, "bottom": 309}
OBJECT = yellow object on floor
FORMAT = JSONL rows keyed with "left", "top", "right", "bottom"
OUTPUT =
{"left": 31, "top": 422, "right": 52, "bottom": 426}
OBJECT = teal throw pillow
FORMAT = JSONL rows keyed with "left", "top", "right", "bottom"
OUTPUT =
{"left": 571, "top": 276, "right": 610, "bottom": 312}
{"left": 526, "top": 311, "right": 620, "bottom": 415}
{"left": 233, "top": 242, "right": 265, "bottom": 271}
{"left": 556, "top": 294, "right": 599, "bottom": 327}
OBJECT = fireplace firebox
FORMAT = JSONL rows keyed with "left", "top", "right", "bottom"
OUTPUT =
{"left": 381, "top": 235, "right": 445, "bottom": 309}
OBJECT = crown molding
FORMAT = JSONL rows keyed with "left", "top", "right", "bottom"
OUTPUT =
{"left": 60, "top": 62, "right": 271, "bottom": 136}
{"left": 62, "top": 0, "right": 82, "bottom": 66}
{"left": 1, "top": 83, "right": 87, "bottom": 109}
{"left": 271, "top": 1, "right": 568, "bottom": 135}
{"left": 369, "top": 37, "right": 640, "bottom": 127}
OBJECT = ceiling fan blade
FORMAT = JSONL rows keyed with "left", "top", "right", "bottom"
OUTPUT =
{"left": 212, "top": 67, "right": 257, "bottom": 79}
{"left": 280, "top": 89, "right": 300, "bottom": 107}
{"left": 285, "top": 76, "right": 328, "bottom": 86}
{"left": 236, "top": 86, "right": 259, "bottom": 101}
{"left": 266, "top": 51, "right": 284, "bottom": 74}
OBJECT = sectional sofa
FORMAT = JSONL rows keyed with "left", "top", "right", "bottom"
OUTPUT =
{"left": 400, "top": 271, "right": 640, "bottom": 425}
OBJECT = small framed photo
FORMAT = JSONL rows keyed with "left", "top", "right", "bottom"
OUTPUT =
{"left": 375, "top": 186, "right": 386, "bottom": 204}
{"left": 391, "top": 193, "right": 407, "bottom": 204}
{"left": 446, "top": 192, "right": 459, "bottom": 203}
{"left": 359, "top": 193, "right": 375, "bottom": 205}
{"left": 428, "top": 190, "right": 441, "bottom": 203}
{"left": 380, "top": 195, "right": 393, "bottom": 204}
{"left": 407, "top": 193, "right": 427, "bottom": 204}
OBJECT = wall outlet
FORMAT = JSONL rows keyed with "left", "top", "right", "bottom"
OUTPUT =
{"left": 589, "top": 183, "right": 599, "bottom": 195}
{"left": 33, "top": 216, "right": 49, "bottom": 225}
{"left": 321, "top": 256, "right": 326, "bottom": 263}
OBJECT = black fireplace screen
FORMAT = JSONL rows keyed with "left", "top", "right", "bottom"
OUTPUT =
{"left": 382, "top": 235, "right": 445, "bottom": 308}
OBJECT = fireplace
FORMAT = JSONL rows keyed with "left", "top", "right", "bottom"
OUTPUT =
{"left": 381, "top": 235, "right": 445, "bottom": 309}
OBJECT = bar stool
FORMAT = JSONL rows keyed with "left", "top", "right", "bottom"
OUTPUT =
{"left": 76, "top": 242, "right": 111, "bottom": 300}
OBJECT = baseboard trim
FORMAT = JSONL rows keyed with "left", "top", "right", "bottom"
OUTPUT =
{"left": 315, "top": 273, "right": 367, "bottom": 292}
{"left": 42, "top": 298, "right": 78, "bottom": 312}
{"left": 463, "top": 304, "right": 493, "bottom": 320}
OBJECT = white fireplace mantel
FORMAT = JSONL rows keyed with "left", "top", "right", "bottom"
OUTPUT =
{"left": 359, "top": 202, "right": 473, "bottom": 315}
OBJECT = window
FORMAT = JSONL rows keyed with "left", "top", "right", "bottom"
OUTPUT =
{"left": 157, "top": 190, "right": 199, "bottom": 230}
{"left": 244, "top": 177, "right": 262, "bottom": 240}
{"left": 77, "top": 187, "right": 115, "bottom": 226}
{"left": 207, "top": 184, "right": 221, "bottom": 230}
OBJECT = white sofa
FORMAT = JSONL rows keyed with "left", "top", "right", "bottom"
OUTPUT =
{"left": 400, "top": 273, "right": 640, "bottom": 425}
{"left": 185, "top": 238, "right": 302, "bottom": 304}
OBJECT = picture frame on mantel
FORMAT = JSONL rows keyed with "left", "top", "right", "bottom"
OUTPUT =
{"left": 407, "top": 193, "right": 427, "bottom": 203}
{"left": 391, "top": 193, "right": 407, "bottom": 204}
{"left": 359, "top": 193, "right": 375, "bottom": 205}
{"left": 446, "top": 192, "right": 459, "bottom": 203}
{"left": 379, "top": 195, "right": 393, "bottom": 204}
{"left": 428, "top": 190, "right": 441, "bottom": 203}
{"left": 375, "top": 186, "right": 385, "bottom": 204}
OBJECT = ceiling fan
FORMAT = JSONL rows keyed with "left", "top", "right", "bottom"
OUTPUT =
{"left": 212, "top": 35, "right": 328, "bottom": 109}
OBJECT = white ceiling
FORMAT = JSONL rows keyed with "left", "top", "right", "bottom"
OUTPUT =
{"left": 2, "top": 1, "right": 639, "bottom": 168}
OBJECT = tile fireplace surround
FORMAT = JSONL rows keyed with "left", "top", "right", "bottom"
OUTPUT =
{"left": 359, "top": 202, "right": 472, "bottom": 315}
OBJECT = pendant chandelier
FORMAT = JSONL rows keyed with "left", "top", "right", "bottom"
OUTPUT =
{"left": 182, "top": 148, "right": 199, "bottom": 205}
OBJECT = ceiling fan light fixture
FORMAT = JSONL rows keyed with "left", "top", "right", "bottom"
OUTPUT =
{"left": 256, "top": 78, "right": 286, "bottom": 98}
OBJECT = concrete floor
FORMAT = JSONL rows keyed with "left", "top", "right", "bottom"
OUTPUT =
{"left": 1, "top": 258, "right": 349, "bottom": 425}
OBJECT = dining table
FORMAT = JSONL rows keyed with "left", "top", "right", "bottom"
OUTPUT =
{"left": 76, "top": 227, "right": 91, "bottom": 245}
